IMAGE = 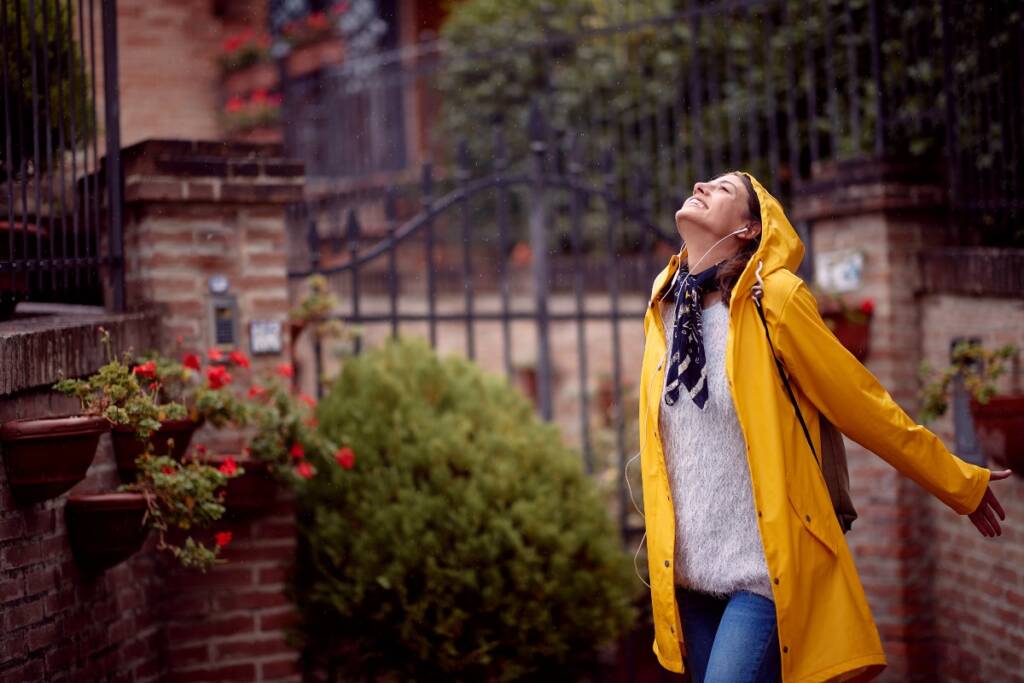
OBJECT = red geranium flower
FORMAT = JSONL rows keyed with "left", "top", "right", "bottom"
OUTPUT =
{"left": 215, "top": 531, "right": 233, "bottom": 548}
{"left": 298, "top": 394, "right": 316, "bottom": 408}
{"left": 248, "top": 384, "right": 266, "bottom": 399}
{"left": 218, "top": 457, "right": 238, "bottom": 476}
{"left": 223, "top": 35, "right": 243, "bottom": 53}
{"left": 295, "top": 461, "right": 315, "bottom": 479}
{"left": 132, "top": 360, "right": 157, "bottom": 379}
{"left": 304, "top": 416, "right": 318, "bottom": 428}
{"left": 207, "top": 347, "right": 225, "bottom": 362}
{"left": 161, "top": 465, "right": 175, "bottom": 475}
{"left": 859, "top": 298, "right": 875, "bottom": 315}
{"left": 228, "top": 350, "right": 250, "bottom": 368}
{"left": 276, "top": 362, "right": 294, "bottom": 378}
{"left": 207, "top": 365, "right": 232, "bottom": 389}
{"left": 290, "top": 443, "right": 305, "bottom": 460}
{"left": 250, "top": 88, "right": 269, "bottom": 106}
{"left": 307, "top": 12, "right": 328, "bottom": 30}
{"left": 224, "top": 96, "right": 245, "bottom": 114}
{"left": 334, "top": 446, "right": 355, "bottom": 470}
{"left": 183, "top": 353, "right": 202, "bottom": 371}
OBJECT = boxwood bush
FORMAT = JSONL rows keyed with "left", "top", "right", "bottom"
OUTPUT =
{"left": 287, "top": 336, "right": 639, "bottom": 682}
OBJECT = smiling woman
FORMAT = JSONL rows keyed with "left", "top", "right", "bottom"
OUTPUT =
{"left": 638, "top": 170, "right": 1008, "bottom": 683}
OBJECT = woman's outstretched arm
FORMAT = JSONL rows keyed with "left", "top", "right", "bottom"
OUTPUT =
{"left": 774, "top": 278, "right": 1004, "bottom": 520}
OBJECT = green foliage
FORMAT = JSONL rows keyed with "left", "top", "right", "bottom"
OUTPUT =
{"left": 117, "top": 452, "right": 243, "bottom": 572}
{"left": 917, "top": 340, "right": 1020, "bottom": 424}
{"left": 0, "top": 0, "right": 96, "bottom": 180}
{"left": 53, "top": 326, "right": 186, "bottom": 439}
{"left": 289, "top": 336, "right": 639, "bottom": 681}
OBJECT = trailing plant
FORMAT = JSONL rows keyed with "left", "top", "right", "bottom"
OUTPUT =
{"left": 221, "top": 88, "right": 284, "bottom": 133}
{"left": 244, "top": 368, "right": 341, "bottom": 485}
{"left": 289, "top": 336, "right": 638, "bottom": 681}
{"left": 218, "top": 27, "right": 272, "bottom": 74}
{"left": 53, "top": 326, "right": 186, "bottom": 439}
{"left": 917, "top": 340, "right": 1020, "bottom": 424}
{"left": 117, "top": 448, "right": 243, "bottom": 571}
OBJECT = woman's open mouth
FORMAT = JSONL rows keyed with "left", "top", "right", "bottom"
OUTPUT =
{"left": 685, "top": 197, "right": 707, "bottom": 209}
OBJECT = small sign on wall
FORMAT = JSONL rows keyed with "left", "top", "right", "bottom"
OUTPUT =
{"left": 250, "top": 320, "right": 283, "bottom": 355}
{"left": 814, "top": 249, "right": 865, "bottom": 293}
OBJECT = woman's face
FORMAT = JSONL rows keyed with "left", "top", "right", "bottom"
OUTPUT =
{"left": 674, "top": 172, "right": 754, "bottom": 240}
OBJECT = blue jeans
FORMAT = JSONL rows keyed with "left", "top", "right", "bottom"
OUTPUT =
{"left": 676, "top": 585, "right": 782, "bottom": 683}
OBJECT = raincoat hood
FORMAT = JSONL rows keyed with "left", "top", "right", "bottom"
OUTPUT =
{"left": 652, "top": 172, "right": 804, "bottom": 306}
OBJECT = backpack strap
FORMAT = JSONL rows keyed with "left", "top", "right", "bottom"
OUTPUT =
{"left": 751, "top": 286, "right": 822, "bottom": 471}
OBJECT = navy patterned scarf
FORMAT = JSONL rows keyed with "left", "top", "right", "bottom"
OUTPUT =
{"left": 663, "top": 260, "right": 724, "bottom": 409}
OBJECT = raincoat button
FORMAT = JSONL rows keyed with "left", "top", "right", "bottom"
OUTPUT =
{"left": 805, "top": 514, "right": 811, "bottom": 522}
{"left": 664, "top": 560, "right": 670, "bottom": 567}
{"left": 774, "top": 578, "right": 780, "bottom": 585}
{"left": 757, "top": 510, "right": 762, "bottom": 517}
{"left": 783, "top": 645, "right": 789, "bottom": 654}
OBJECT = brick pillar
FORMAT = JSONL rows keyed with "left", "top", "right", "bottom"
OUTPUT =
{"left": 791, "top": 157, "right": 957, "bottom": 682}
{"left": 110, "top": 139, "right": 302, "bottom": 361}
{"left": 96, "top": 140, "right": 307, "bottom": 681}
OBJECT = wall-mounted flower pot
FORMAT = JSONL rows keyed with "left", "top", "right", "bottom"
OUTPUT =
{"left": 821, "top": 311, "right": 872, "bottom": 361}
{"left": 969, "top": 394, "right": 1024, "bottom": 474}
{"left": 222, "top": 59, "right": 277, "bottom": 98}
{"left": 202, "top": 454, "right": 278, "bottom": 519}
{"left": 286, "top": 36, "right": 345, "bottom": 78}
{"left": 65, "top": 492, "right": 150, "bottom": 572}
{"left": 0, "top": 414, "right": 110, "bottom": 504}
{"left": 112, "top": 417, "right": 204, "bottom": 477}
{"left": 513, "top": 366, "right": 539, "bottom": 405}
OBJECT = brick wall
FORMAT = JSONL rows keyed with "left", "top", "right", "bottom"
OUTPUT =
{"left": 920, "top": 294, "right": 1024, "bottom": 683}
{"left": 1, "top": 139, "right": 306, "bottom": 681}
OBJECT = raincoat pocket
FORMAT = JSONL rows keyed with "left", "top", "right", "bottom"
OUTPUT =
{"left": 786, "top": 486, "right": 839, "bottom": 557}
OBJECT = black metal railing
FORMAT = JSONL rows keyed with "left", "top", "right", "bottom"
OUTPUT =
{"left": 0, "top": 0, "right": 124, "bottom": 319}
{"left": 279, "top": 0, "right": 1023, "bottom": 248}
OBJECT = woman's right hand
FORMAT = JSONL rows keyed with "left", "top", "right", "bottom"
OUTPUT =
{"left": 968, "top": 469, "right": 1012, "bottom": 537}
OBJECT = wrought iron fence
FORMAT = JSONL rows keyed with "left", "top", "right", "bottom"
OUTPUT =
{"left": 0, "top": 0, "right": 124, "bottom": 319}
{"left": 280, "top": 0, "right": 1023, "bottom": 247}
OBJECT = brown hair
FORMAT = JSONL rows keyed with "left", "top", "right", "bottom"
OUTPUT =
{"left": 715, "top": 171, "right": 762, "bottom": 307}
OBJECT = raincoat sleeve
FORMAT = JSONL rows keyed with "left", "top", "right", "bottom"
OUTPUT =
{"left": 775, "top": 279, "right": 991, "bottom": 516}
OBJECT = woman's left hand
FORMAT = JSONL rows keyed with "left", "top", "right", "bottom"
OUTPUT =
{"left": 968, "top": 469, "right": 1012, "bottom": 537}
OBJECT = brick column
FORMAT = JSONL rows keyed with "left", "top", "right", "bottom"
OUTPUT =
{"left": 95, "top": 139, "right": 307, "bottom": 681}
{"left": 791, "top": 157, "right": 956, "bottom": 682}
{"left": 109, "top": 139, "right": 302, "bottom": 363}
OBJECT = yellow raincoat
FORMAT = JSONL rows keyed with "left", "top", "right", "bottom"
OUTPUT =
{"left": 637, "top": 172, "right": 991, "bottom": 682}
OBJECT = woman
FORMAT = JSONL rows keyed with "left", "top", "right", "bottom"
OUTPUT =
{"left": 636, "top": 170, "right": 1012, "bottom": 682}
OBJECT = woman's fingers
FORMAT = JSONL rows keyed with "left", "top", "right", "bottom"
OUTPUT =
{"left": 984, "top": 503, "right": 1002, "bottom": 536}
{"left": 972, "top": 514, "right": 992, "bottom": 537}
{"left": 988, "top": 488, "right": 1007, "bottom": 521}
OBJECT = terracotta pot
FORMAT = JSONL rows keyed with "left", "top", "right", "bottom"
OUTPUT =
{"left": 286, "top": 37, "right": 345, "bottom": 78}
{"left": 969, "top": 394, "right": 1024, "bottom": 474}
{"left": 111, "top": 417, "right": 204, "bottom": 477}
{"left": 222, "top": 59, "right": 277, "bottom": 97}
{"left": 514, "top": 367, "right": 539, "bottom": 404}
{"left": 65, "top": 492, "right": 150, "bottom": 571}
{"left": 821, "top": 311, "right": 871, "bottom": 361}
{"left": 0, "top": 414, "right": 110, "bottom": 504}
{"left": 202, "top": 454, "right": 278, "bottom": 518}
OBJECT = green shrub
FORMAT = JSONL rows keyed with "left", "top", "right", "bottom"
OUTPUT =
{"left": 287, "top": 336, "right": 639, "bottom": 682}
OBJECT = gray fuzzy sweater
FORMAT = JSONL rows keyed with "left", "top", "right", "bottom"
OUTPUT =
{"left": 658, "top": 300, "right": 775, "bottom": 601}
